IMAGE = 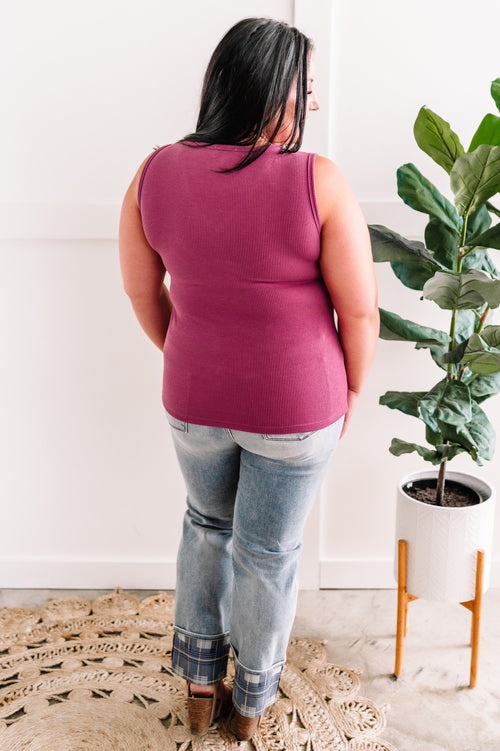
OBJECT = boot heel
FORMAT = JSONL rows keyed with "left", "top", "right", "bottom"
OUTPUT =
{"left": 187, "top": 682, "right": 231, "bottom": 736}
{"left": 231, "top": 707, "right": 266, "bottom": 741}
{"left": 187, "top": 695, "right": 214, "bottom": 735}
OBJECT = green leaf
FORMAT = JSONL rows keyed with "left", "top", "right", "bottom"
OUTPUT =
{"left": 469, "top": 114, "right": 500, "bottom": 152}
{"left": 439, "top": 424, "right": 478, "bottom": 462}
{"left": 492, "top": 78, "right": 500, "bottom": 113}
{"left": 369, "top": 224, "right": 443, "bottom": 290}
{"left": 414, "top": 106, "right": 465, "bottom": 173}
{"left": 379, "top": 308, "right": 450, "bottom": 347}
{"left": 426, "top": 425, "right": 443, "bottom": 446}
{"left": 379, "top": 391, "right": 425, "bottom": 417}
{"left": 462, "top": 272, "right": 500, "bottom": 307}
{"left": 466, "top": 223, "right": 500, "bottom": 251}
{"left": 419, "top": 378, "right": 472, "bottom": 432}
{"left": 467, "top": 205, "right": 492, "bottom": 240}
{"left": 462, "top": 206, "right": 495, "bottom": 274}
{"left": 423, "top": 269, "right": 500, "bottom": 310}
{"left": 466, "top": 371, "right": 500, "bottom": 402}
{"left": 455, "top": 309, "right": 476, "bottom": 341}
{"left": 486, "top": 201, "right": 500, "bottom": 218}
{"left": 441, "top": 340, "right": 468, "bottom": 364}
{"left": 441, "top": 401, "right": 495, "bottom": 462}
{"left": 389, "top": 438, "right": 464, "bottom": 464}
{"left": 398, "top": 163, "right": 461, "bottom": 231}
{"left": 462, "top": 248, "right": 498, "bottom": 275}
{"left": 426, "top": 312, "right": 476, "bottom": 369}
{"left": 427, "top": 345, "right": 450, "bottom": 371}
{"left": 390, "top": 260, "right": 441, "bottom": 290}
{"left": 425, "top": 218, "right": 460, "bottom": 270}
{"left": 469, "top": 402, "right": 496, "bottom": 459}
{"left": 481, "top": 325, "right": 500, "bottom": 348}
{"left": 462, "top": 248, "right": 499, "bottom": 278}
{"left": 389, "top": 438, "right": 441, "bottom": 463}
{"left": 450, "top": 145, "right": 500, "bottom": 216}
{"left": 369, "top": 225, "right": 436, "bottom": 263}
{"left": 461, "top": 330, "right": 500, "bottom": 374}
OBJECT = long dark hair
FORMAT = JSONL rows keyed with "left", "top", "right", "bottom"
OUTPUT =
{"left": 182, "top": 17, "right": 313, "bottom": 172}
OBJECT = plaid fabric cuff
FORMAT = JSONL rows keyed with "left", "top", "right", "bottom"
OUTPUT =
{"left": 171, "top": 627, "right": 230, "bottom": 685}
{"left": 232, "top": 655, "right": 284, "bottom": 718}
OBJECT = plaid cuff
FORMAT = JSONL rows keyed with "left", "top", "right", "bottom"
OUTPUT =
{"left": 171, "top": 627, "right": 230, "bottom": 685}
{"left": 232, "top": 654, "right": 284, "bottom": 718}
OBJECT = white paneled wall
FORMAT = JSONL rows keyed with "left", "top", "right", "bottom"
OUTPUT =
{"left": 0, "top": 238, "right": 185, "bottom": 587}
{"left": 1, "top": 0, "right": 499, "bottom": 589}
{"left": 320, "top": 0, "right": 500, "bottom": 587}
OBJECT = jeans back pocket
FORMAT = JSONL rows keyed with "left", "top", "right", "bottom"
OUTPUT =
{"left": 262, "top": 431, "right": 316, "bottom": 442}
{"left": 166, "top": 412, "right": 188, "bottom": 432}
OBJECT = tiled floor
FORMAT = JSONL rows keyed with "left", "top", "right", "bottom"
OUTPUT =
{"left": 1, "top": 587, "right": 499, "bottom": 751}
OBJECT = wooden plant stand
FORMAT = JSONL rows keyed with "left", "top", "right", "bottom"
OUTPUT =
{"left": 394, "top": 539, "right": 485, "bottom": 687}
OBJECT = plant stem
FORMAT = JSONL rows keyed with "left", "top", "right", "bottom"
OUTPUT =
{"left": 446, "top": 216, "right": 468, "bottom": 379}
{"left": 458, "top": 214, "right": 468, "bottom": 267}
{"left": 476, "top": 306, "right": 490, "bottom": 335}
{"left": 460, "top": 245, "right": 478, "bottom": 261}
{"left": 436, "top": 457, "right": 447, "bottom": 506}
{"left": 440, "top": 215, "right": 469, "bottom": 504}
{"left": 447, "top": 316, "right": 457, "bottom": 378}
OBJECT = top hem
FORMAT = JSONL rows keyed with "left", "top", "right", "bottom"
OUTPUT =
{"left": 163, "top": 405, "right": 347, "bottom": 434}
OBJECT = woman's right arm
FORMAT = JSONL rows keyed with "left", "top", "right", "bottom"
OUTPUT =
{"left": 119, "top": 157, "right": 173, "bottom": 351}
{"left": 314, "top": 155, "right": 379, "bottom": 437}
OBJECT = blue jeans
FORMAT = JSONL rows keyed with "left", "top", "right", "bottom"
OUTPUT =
{"left": 167, "top": 414, "right": 343, "bottom": 717}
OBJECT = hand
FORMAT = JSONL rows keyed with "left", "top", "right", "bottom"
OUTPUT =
{"left": 340, "top": 388, "right": 360, "bottom": 439}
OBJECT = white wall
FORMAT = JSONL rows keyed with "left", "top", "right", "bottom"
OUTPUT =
{"left": 320, "top": 0, "right": 500, "bottom": 587}
{"left": 1, "top": 0, "right": 499, "bottom": 589}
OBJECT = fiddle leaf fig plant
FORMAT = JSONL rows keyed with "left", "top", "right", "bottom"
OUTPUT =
{"left": 370, "top": 78, "right": 500, "bottom": 505}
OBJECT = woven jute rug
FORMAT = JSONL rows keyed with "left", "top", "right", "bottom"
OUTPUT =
{"left": 0, "top": 588, "right": 397, "bottom": 750}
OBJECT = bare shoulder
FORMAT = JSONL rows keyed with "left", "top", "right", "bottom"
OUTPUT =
{"left": 119, "top": 151, "right": 157, "bottom": 251}
{"left": 314, "top": 155, "right": 357, "bottom": 226}
{"left": 124, "top": 152, "right": 157, "bottom": 206}
{"left": 314, "top": 154, "right": 342, "bottom": 181}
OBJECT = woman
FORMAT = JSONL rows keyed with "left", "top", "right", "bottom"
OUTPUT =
{"left": 119, "top": 17, "right": 378, "bottom": 741}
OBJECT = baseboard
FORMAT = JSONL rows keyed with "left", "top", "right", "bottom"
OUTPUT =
{"left": 319, "top": 559, "right": 500, "bottom": 590}
{"left": 320, "top": 559, "right": 396, "bottom": 589}
{"left": 1, "top": 557, "right": 499, "bottom": 591}
{"left": 0, "top": 559, "right": 177, "bottom": 590}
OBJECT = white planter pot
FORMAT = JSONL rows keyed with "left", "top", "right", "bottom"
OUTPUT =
{"left": 395, "top": 470, "right": 496, "bottom": 602}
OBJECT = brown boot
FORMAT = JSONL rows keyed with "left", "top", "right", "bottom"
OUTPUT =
{"left": 187, "top": 681, "right": 231, "bottom": 735}
{"left": 230, "top": 707, "right": 266, "bottom": 741}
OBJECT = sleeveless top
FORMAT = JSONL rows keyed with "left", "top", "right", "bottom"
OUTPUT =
{"left": 138, "top": 141, "right": 348, "bottom": 433}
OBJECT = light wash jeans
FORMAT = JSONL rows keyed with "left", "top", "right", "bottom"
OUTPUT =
{"left": 167, "top": 413, "right": 343, "bottom": 717}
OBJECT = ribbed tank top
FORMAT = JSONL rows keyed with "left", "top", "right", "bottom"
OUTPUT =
{"left": 138, "top": 141, "right": 347, "bottom": 433}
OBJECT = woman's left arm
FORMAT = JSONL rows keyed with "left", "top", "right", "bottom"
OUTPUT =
{"left": 315, "top": 156, "right": 379, "bottom": 438}
{"left": 118, "top": 158, "right": 172, "bottom": 350}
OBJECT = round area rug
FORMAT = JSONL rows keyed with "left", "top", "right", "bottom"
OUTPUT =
{"left": 0, "top": 588, "right": 397, "bottom": 750}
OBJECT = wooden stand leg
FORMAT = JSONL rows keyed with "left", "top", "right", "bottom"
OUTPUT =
{"left": 395, "top": 540, "right": 418, "bottom": 677}
{"left": 460, "top": 550, "right": 485, "bottom": 688}
{"left": 395, "top": 540, "right": 406, "bottom": 677}
{"left": 397, "top": 544, "right": 485, "bottom": 687}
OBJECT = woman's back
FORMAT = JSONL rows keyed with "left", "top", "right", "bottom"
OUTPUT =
{"left": 120, "top": 17, "right": 379, "bottom": 738}
{"left": 138, "top": 141, "right": 347, "bottom": 432}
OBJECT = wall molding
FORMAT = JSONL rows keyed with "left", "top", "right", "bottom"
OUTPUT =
{"left": 2, "top": 557, "right": 498, "bottom": 591}
{"left": 0, "top": 201, "right": 426, "bottom": 242}
{"left": 320, "top": 559, "right": 500, "bottom": 590}
{"left": 0, "top": 203, "right": 121, "bottom": 241}
{"left": 0, "top": 559, "right": 177, "bottom": 590}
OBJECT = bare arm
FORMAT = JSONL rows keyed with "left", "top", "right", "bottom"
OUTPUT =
{"left": 118, "top": 157, "right": 172, "bottom": 350}
{"left": 315, "top": 156, "right": 379, "bottom": 437}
